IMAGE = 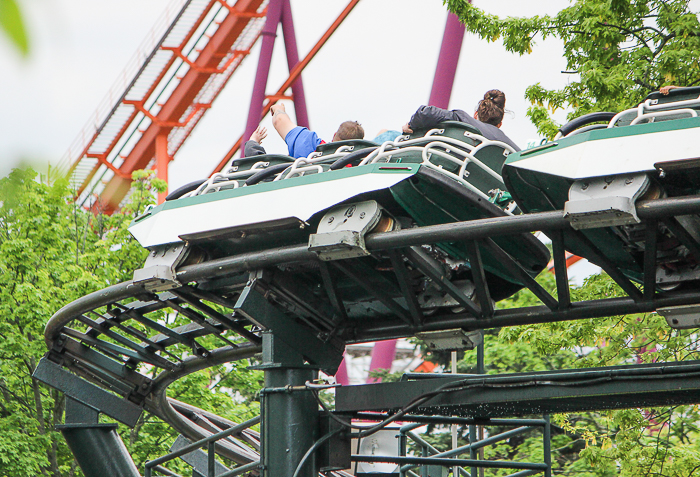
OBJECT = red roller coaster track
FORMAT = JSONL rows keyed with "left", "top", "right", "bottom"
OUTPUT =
{"left": 56, "top": 0, "right": 467, "bottom": 213}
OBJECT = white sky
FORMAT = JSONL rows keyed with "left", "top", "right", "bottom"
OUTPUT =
{"left": 0, "top": 0, "right": 574, "bottom": 185}
{"left": 0, "top": 1, "right": 608, "bottom": 288}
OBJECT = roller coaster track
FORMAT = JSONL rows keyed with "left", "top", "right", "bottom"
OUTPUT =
{"left": 38, "top": 196, "right": 700, "bottom": 474}
{"left": 54, "top": 0, "right": 269, "bottom": 212}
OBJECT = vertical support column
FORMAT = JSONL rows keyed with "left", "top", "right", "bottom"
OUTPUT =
{"left": 155, "top": 132, "right": 170, "bottom": 204}
{"left": 428, "top": 11, "right": 467, "bottom": 108}
{"left": 469, "top": 424, "right": 477, "bottom": 477}
{"left": 280, "top": 0, "right": 310, "bottom": 129}
{"left": 475, "top": 334, "right": 485, "bottom": 477}
{"left": 244, "top": 0, "right": 285, "bottom": 150}
{"left": 398, "top": 428, "right": 408, "bottom": 477}
{"left": 451, "top": 350, "right": 459, "bottom": 477}
{"left": 420, "top": 444, "right": 429, "bottom": 477}
{"left": 237, "top": 279, "right": 344, "bottom": 476}
{"left": 259, "top": 333, "right": 320, "bottom": 477}
{"left": 543, "top": 415, "right": 552, "bottom": 477}
{"left": 367, "top": 339, "right": 398, "bottom": 383}
{"left": 58, "top": 398, "right": 141, "bottom": 477}
{"left": 476, "top": 337, "right": 485, "bottom": 375}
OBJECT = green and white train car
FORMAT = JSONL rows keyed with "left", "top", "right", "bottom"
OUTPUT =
{"left": 503, "top": 86, "right": 700, "bottom": 289}
{"left": 129, "top": 122, "right": 550, "bottom": 322}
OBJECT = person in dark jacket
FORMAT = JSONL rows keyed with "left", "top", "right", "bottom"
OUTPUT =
{"left": 402, "top": 89, "right": 520, "bottom": 151}
{"left": 243, "top": 126, "right": 268, "bottom": 157}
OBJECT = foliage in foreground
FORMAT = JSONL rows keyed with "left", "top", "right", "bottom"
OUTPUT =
{"left": 0, "top": 0, "right": 28, "bottom": 56}
{"left": 0, "top": 169, "right": 261, "bottom": 476}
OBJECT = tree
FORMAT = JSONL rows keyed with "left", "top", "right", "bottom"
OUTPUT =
{"left": 0, "top": 168, "right": 167, "bottom": 475}
{"left": 496, "top": 274, "right": 700, "bottom": 476}
{"left": 438, "top": 1, "right": 700, "bottom": 470}
{"left": 446, "top": 0, "right": 700, "bottom": 138}
{"left": 398, "top": 262, "right": 700, "bottom": 475}
{"left": 0, "top": 168, "right": 263, "bottom": 475}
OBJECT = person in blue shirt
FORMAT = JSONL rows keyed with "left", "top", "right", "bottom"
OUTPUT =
{"left": 270, "top": 102, "right": 364, "bottom": 158}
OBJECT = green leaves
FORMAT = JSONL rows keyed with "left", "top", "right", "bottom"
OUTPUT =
{"left": 0, "top": 167, "right": 265, "bottom": 474}
{"left": 446, "top": 0, "right": 700, "bottom": 139}
{"left": 0, "top": 0, "right": 28, "bottom": 56}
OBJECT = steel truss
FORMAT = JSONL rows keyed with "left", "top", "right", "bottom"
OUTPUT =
{"left": 36, "top": 195, "right": 700, "bottom": 476}
{"left": 336, "top": 361, "right": 700, "bottom": 417}
{"left": 59, "top": 0, "right": 469, "bottom": 212}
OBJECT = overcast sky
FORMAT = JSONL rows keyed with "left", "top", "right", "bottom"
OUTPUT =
{"left": 1, "top": 0, "right": 612, "bottom": 279}
{"left": 0, "top": 0, "right": 575, "bottom": 184}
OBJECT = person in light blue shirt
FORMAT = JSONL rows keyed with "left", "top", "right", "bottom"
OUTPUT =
{"left": 270, "top": 102, "right": 364, "bottom": 158}
{"left": 371, "top": 129, "right": 401, "bottom": 144}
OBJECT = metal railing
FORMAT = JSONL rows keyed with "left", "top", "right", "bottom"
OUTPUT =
{"left": 189, "top": 129, "right": 511, "bottom": 202}
{"left": 351, "top": 415, "right": 552, "bottom": 477}
{"left": 608, "top": 93, "right": 700, "bottom": 128}
{"left": 144, "top": 416, "right": 260, "bottom": 477}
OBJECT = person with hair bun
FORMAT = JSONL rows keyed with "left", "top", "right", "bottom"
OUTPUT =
{"left": 402, "top": 89, "right": 520, "bottom": 151}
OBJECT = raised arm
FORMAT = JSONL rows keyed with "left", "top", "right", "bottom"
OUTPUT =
{"left": 271, "top": 103, "right": 296, "bottom": 139}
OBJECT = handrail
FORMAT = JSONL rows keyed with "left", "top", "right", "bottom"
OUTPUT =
{"left": 609, "top": 93, "right": 700, "bottom": 128}
{"left": 398, "top": 421, "right": 546, "bottom": 476}
{"left": 191, "top": 131, "right": 511, "bottom": 207}
{"left": 630, "top": 108, "right": 697, "bottom": 125}
{"left": 144, "top": 415, "right": 260, "bottom": 476}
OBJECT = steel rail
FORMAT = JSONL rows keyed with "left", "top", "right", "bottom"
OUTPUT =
{"left": 47, "top": 195, "right": 700, "bottom": 348}
{"left": 41, "top": 194, "right": 700, "bottom": 474}
{"left": 347, "top": 290, "right": 700, "bottom": 343}
{"left": 145, "top": 415, "right": 260, "bottom": 472}
{"left": 352, "top": 454, "right": 548, "bottom": 471}
{"left": 148, "top": 346, "right": 263, "bottom": 464}
{"left": 173, "top": 195, "right": 700, "bottom": 284}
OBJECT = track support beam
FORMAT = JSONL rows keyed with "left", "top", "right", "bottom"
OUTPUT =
{"left": 57, "top": 399, "right": 141, "bottom": 477}
{"left": 256, "top": 332, "right": 320, "bottom": 477}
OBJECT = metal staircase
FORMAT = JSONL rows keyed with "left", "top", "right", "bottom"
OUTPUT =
{"left": 55, "top": 0, "right": 268, "bottom": 212}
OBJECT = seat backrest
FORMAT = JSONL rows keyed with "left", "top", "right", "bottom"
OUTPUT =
{"left": 282, "top": 163, "right": 332, "bottom": 180}
{"left": 314, "top": 139, "right": 379, "bottom": 158}
{"left": 384, "top": 121, "right": 480, "bottom": 168}
{"left": 463, "top": 144, "right": 510, "bottom": 194}
{"left": 645, "top": 86, "right": 700, "bottom": 106}
{"left": 418, "top": 120, "right": 482, "bottom": 145}
{"left": 612, "top": 87, "right": 700, "bottom": 127}
{"left": 229, "top": 154, "right": 294, "bottom": 172}
{"left": 385, "top": 121, "right": 508, "bottom": 194}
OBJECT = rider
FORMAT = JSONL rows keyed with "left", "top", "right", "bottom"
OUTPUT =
{"left": 271, "top": 102, "right": 364, "bottom": 158}
{"left": 402, "top": 89, "right": 520, "bottom": 151}
{"left": 243, "top": 126, "right": 268, "bottom": 157}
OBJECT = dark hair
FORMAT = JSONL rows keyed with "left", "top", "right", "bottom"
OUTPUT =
{"left": 476, "top": 89, "right": 506, "bottom": 126}
{"left": 335, "top": 121, "right": 365, "bottom": 140}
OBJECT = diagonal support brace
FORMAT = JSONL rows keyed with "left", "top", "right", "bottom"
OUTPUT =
{"left": 33, "top": 358, "right": 143, "bottom": 427}
{"left": 234, "top": 278, "right": 344, "bottom": 373}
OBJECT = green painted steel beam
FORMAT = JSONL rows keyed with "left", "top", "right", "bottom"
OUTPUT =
{"left": 33, "top": 358, "right": 142, "bottom": 427}
{"left": 234, "top": 279, "right": 343, "bottom": 373}
{"left": 335, "top": 361, "right": 700, "bottom": 417}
